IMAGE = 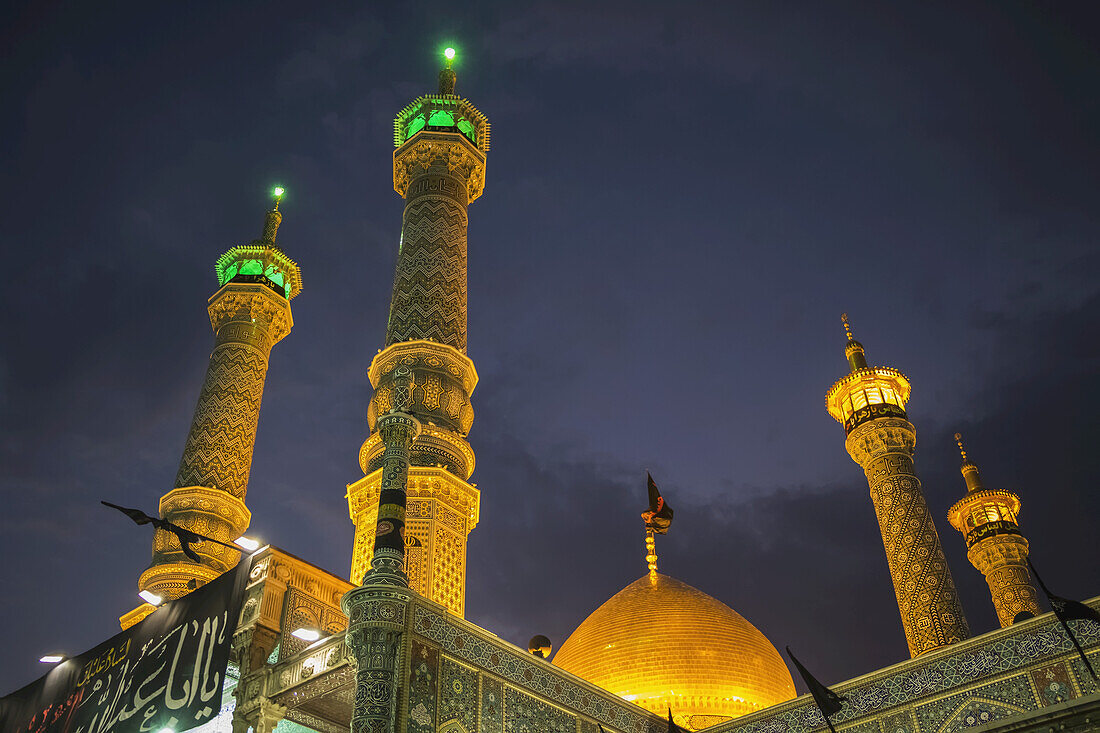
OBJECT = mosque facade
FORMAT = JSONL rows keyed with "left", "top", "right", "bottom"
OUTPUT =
{"left": 52, "top": 52, "right": 1100, "bottom": 733}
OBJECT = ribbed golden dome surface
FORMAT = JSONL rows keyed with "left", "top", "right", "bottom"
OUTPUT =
{"left": 553, "top": 573, "right": 795, "bottom": 730}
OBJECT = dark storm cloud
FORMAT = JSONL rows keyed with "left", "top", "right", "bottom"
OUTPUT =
{"left": 2, "top": 0, "right": 1099, "bottom": 696}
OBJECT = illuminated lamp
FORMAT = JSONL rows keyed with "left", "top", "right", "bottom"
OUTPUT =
{"left": 444, "top": 47, "right": 456, "bottom": 60}
{"left": 234, "top": 536, "right": 261, "bottom": 551}
{"left": 39, "top": 654, "right": 65, "bottom": 663}
{"left": 138, "top": 590, "right": 163, "bottom": 606}
{"left": 272, "top": 186, "right": 285, "bottom": 197}
{"left": 291, "top": 628, "right": 321, "bottom": 642}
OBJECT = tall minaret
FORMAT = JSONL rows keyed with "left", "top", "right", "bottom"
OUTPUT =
{"left": 947, "top": 433, "right": 1043, "bottom": 627}
{"left": 138, "top": 188, "right": 302, "bottom": 606}
{"left": 826, "top": 315, "right": 969, "bottom": 657}
{"left": 345, "top": 47, "right": 488, "bottom": 616}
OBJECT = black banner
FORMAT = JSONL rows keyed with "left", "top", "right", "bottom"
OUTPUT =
{"left": 1, "top": 562, "right": 249, "bottom": 733}
{"left": 964, "top": 520, "right": 1023, "bottom": 548}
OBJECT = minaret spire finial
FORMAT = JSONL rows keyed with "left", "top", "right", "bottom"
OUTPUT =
{"left": 262, "top": 186, "right": 285, "bottom": 243}
{"left": 439, "top": 47, "right": 457, "bottom": 95}
{"left": 841, "top": 313, "right": 868, "bottom": 371}
{"left": 954, "top": 431, "right": 985, "bottom": 492}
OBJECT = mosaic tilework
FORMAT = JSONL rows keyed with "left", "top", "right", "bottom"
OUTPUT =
{"left": 1066, "top": 654, "right": 1100, "bottom": 697}
{"left": 880, "top": 709, "right": 917, "bottom": 733}
{"left": 1030, "top": 663, "right": 1076, "bottom": 705}
{"left": 440, "top": 657, "right": 479, "bottom": 732}
{"left": 414, "top": 604, "right": 665, "bottom": 733}
{"left": 408, "top": 639, "right": 439, "bottom": 733}
{"left": 481, "top": 676, "right": 503, "bottom": 733}
{"left": 913, "top": 675, "right": 1033, "bottom": 733}
{"left": 707, "top": 608, "right": 1099, "bottom": 733}
{"left": 505, "top": 686, "right": 575, "bottom": 733}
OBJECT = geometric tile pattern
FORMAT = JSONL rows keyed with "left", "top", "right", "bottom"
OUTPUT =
{"left": 408, "top": 639, "right": 438, "bottom": 733}
{"left": 386, "top": 190, "right": 469, "bottom": 352}
{"left": 846, "top": 418, "right": 970, "bottom": 657}
{"left": 966, "top": 537, "right": 1044, "bottom": 629}
{"left": 706, "top": 608, "right": 1100, "bottom": 733}
{"left": 504, "top": 686, "right": 575, "bottom": 732}
{"left": 481, "top": 676, "right": 504, "bottom": 733}
{"left": 439, "top": 658, "right": 479, "bottom": 732}
{"left": 412, "top": 604, "right": 666, "bottom": 733}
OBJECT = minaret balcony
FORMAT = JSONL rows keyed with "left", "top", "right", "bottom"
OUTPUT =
{"left": 826, "top": 366, "right": 911, "bottom": 433}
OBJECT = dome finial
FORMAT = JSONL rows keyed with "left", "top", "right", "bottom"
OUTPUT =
{"left": 439, "top": 46, "right": 457, "bottom": 95}
{"left": 262, "top": 186, "right": 285, "bottom": 243}
{"left": 954, "top": 431, "right": 984, "bottom": 492}
{"left": 645, "top": 530, "right": 658, "bottom": 578}
{"left": 842, "top": 312, "right": 854, "bottom": 341}
{"left": 641, "top": 473, "right": 673, "bottom": 579}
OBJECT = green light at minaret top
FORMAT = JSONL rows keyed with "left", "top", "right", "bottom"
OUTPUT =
{"left": 213, "top": 187, "right": 302, "bottom": 300}
{"left": 393, "top": 47, "right": 490, "bottom": 153}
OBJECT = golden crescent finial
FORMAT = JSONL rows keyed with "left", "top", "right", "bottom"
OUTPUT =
{"left": 841, "top": 313, "right": 854, "bottom": 341}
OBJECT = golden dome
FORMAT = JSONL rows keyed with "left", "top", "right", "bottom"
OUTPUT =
{"left": 553, "top": 573, "right": 795, "bottom": 731}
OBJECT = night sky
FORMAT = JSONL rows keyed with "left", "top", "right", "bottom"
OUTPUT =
{"left": 2, "top": 1, "right": 1099, "bottom": 698}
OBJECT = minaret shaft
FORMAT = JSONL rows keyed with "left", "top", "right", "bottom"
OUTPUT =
{"left": 968, "top": 536, "right": 1043, "bottom": 626}
{"left": 846, "top": 419, "right": 970, "bottom": 655}
{"left": 175, "top": 297, "right": 278, "bottom": 497}
{"left": 386, "top": 168, "right": 469, "bottom": 351}
{"left": 129, "top": 200, "right": 301, "bottom": 615}
{"left": 828, "top": 323, "right": 968, "bottom": 656}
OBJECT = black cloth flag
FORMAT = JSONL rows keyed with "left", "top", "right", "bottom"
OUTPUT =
{"left": 102, "top": 500, "right": 239, "bottom": 564}
{"left": 0, "top": 561, "right": 249, "bottom": 733}
{"left": 1026, "top": 557, "right": 1099, "bottom": 683}
{"left": 1027, "top": 558, "right": 1100, "bottom": 626}
{"left": 667, "top": 708, "right": 684, "bottom": 733}
{"left": 642, "top": 473, "right": 674, "bottom": 534}
{"left": 787, "top": 646, "right": 846, "bottom": 731}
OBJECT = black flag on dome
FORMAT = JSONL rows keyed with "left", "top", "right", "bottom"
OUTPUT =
{"left": 667, "top": 707, "right": 685, "bottom": 733}
{"left": 642, "top": 473, "right": 674, "bottom": 535}
{"left": 786, "top": 647, "right": 846, "bottom": 733}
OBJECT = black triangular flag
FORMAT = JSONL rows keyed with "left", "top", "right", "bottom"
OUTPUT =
{"left": 787, "top": 647, "right": 846, "bottom": 718}
{"left": 642, "top": 473, "right": 674, "bottom": 534}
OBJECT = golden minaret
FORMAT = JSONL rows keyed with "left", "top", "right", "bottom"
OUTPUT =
{"left": 135, "top": 189, "right": 302, "bottom": 613}
{"left": 826, "top": 315, "right": 969, "bottom": 656}
{"left": 947, "top": 433, "right": 1043, "bottom": 627}
{"left": 345, "top": 49, "right": 489, "bottom": 616}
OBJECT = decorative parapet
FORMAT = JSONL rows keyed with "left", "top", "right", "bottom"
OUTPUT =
{"left": 249, "top": 592, "right": 666, "bottom": 733}
{"left": 705, "top": 599, "right": 1100, "bottom": 733}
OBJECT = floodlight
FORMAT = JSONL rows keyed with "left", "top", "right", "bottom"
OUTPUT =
{"left": 234, "top": 536, "right": 261, "bottom": 552}
{"left": 39, "top": 654, "right": 65, "bottom": 663}
{"left": 138, "top": 590, "right": 163, "bottom": 606}
{"left": 291, "top": 628, "right": 321, "bottom": 642}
